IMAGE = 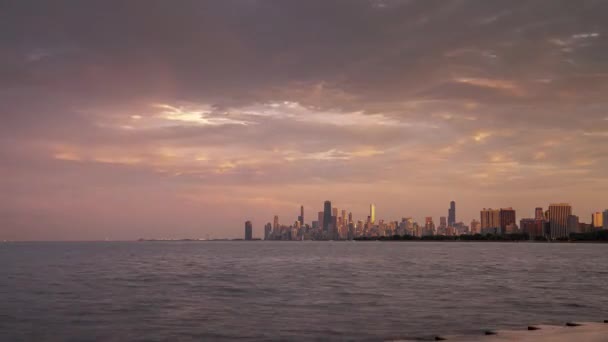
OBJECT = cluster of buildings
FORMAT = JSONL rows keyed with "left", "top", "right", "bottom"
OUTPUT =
{"left": 518, "top": 204, "right": 607, "bottom": 239}
{"left": 243, "top": 201, "right": 608, "bottom": 241}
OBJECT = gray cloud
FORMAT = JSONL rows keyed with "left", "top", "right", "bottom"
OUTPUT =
{"left": 1, "top": 0, "right": 608, "bottom": 239}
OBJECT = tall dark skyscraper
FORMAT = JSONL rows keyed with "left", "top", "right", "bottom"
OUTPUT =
{"left": 264, "top": 222, "right": 271, "bottom": 240}
{"left": 323, "top": 200, "right": 332, "bottom": 232}
{"left": 244, "top": 221, "right": 253, "bottom": 240}
{"left": 298, "top": 205, "right": 304, "bottom": 225}
{"left": 448, "top": 201, "right": 456, "bottom": 227}
{"left": 318, "top": 211, "right": 324, "bottom": 230}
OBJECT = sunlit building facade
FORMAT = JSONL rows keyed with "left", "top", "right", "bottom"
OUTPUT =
{"left": 480, "top": 208, "right": 500, "bottom": 234}
{"left": 592, "top": 212, "right": 603, "bottom": 228}
{"left": 370, "top": 204, "right": 376, "bottom": 224}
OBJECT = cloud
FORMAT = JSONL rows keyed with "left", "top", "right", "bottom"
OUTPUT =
{"left": 2, "top": 0, "right": 608, "bottom": 239}
{"left": 155, "top": 104, "right": 250, "bottom": 126}
{"left": 453, "top": 78, "right": 523, "bottom": 96}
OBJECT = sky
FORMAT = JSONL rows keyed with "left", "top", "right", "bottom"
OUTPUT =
{"left": 1, "top": 0, "right": 608, "bottom": 240}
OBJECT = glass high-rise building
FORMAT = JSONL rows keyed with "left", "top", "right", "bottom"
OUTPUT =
{"left": 448, "top": 201, "right": 456, "bottom": 227}
{"left": 323, "top": 201, "right": 332, "bottom": 232}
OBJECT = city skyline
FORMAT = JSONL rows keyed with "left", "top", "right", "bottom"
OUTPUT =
{"left": 250, "top": 200, "right": 607, "bottom": 241}
{"left": 2, "top": 1, "right": 608, "bottom": 240}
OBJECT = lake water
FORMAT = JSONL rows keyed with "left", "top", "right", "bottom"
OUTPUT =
{"left": 1, "top": 241, "right": 607, "bottom": 341}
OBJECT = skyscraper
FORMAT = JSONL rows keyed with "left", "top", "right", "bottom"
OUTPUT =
{"left": 480, "top": 208, "right": 500, "bottom": 233}
{"left": 273, "top": 215, "right": 279, "bottom": 235}
{"left": 535, "top": 207, "right": 544, "bottom": 220}
{"left": 424, "top": 217, "right": 435, "bottom": 236}
{"left": 499, "top": 208, "right": 516, "bottom": 235}
{"left": 318, "top": 211, "right": 324, "bottom": 230}
{"left": 264, "top": 222, "right": 272, "bottom": 240}
{"left": 438, "top": 216, "right": 447, "bottom": 235}
{"left": 567, "top": 215, "right": 580, "bottom": 234}
{"left": 592, "top": 212, "right": 603, "bottom": 228}
{"left": 470, "top": 219, "right": 481, "bottom": 234}
{"left": 244, "top": 221, "right": 253, "bottom": 240}
{"left": 448, "top": 201, "right": 456, "bottom": 227}
{"left": 323, "top": 201, "right": 332, "bottom": 232}
{"left": 548, "top": 203, "right": 572, "bottom": 239}
{"left": 298, "top": 205, "right": 304, "bottom": 226}
{"left": 370, "top": 204, "right": 376, "bottom": 224}
{"left": 603, "top": 210, "right": 608, "bottom": 230}
{"left": 520, "top": 218, "right": 544, "bottom": 238}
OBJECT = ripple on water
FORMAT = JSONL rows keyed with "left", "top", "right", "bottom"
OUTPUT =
{"left": 1, "top": 241, "right": 607, "bottom": 341}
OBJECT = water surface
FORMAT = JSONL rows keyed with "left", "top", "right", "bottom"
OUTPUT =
{"left": 1, "top": 241, "right": 607, "bottom": 341}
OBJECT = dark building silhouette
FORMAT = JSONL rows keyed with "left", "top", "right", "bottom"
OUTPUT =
{"left": 548, "top": 203, "right": 571, "bottom": 239}
{"left": 520, "top": 218, "right": 544, "bottom": 238}
{"left": 298, "top": 205, "right": 304, "bottom": 225}
{"left": 448, "top": 201, "right": 456, "bottom": 227}
{"left": 264, "top": 222, "right": 272, "bottom": 240}
{"left": 499, "top": 208, "right": 516, "bottom": 234}
{"left": 323, "top": 201, "right": 332, "bottom": 232}
{"left": 317, "top": 211, "right": 324, "bottom": 230}
{"left": 568, "top": 215, "right": 580, "bottom": 233}
{"left": 245, "top": 221, "right": 253, "bottom": 240}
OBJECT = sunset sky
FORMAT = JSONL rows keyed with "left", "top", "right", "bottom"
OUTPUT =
{"left": 2, "top": 0, "right": 608, "bottom": 240}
